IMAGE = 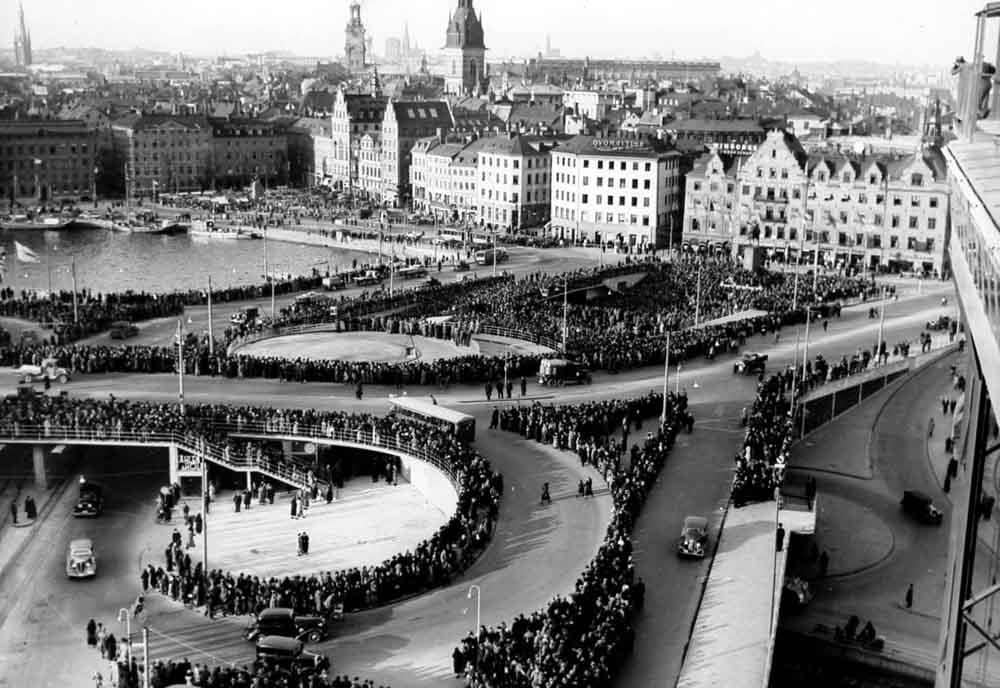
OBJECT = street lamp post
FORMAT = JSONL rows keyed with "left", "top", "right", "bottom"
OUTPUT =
{"left": 467, "top": 584, "right": 482, "bottom": 679}
{"left": 117, "top": 607, "right": 132, "bottom": 662}
{"left": 876, "top": 285, "right": 888, "bottom": 361}
{"left": 561, "top": 278, "right": 568, "bottom": 353}
{"left": 175, "top": 319, "right": 185, "bottom": 411}
{"left": 661, "top": 332, "right": 671, "bottom": 423}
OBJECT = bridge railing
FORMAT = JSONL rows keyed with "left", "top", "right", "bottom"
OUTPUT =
{"left": 0, "top": 420, "right": 462, "bottom": 487}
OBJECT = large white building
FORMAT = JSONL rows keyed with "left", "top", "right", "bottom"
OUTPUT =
{"left": 683, "top": 129, "right": 951, "bottom": 275}
{"left": 476, "top": 134, "right": 561, "bottom": 232}
{"left": 549, "top": 134, "right": 684, "bottom": 249}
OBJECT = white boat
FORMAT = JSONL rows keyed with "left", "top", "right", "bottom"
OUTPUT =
{"left": 0, "top": 214, "right": 74, "bottom": 231}
{"left": 190, "top": 219, "right": 262, "bottom": 240}
{"left": 111, "top": 215, "right": 189, "bottom": 235}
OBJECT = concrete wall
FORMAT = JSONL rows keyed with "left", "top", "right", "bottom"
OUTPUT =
{"left": 395, "top": 451, "right": 459, "bottom": 517}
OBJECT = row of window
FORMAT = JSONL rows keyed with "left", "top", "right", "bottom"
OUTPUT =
{"left": 1, "top": 143, "right": 91, "bottom": 156}
{"left": 753, "top": 156, "right": 928, "bottom": 188}
{"left": 553, "top": 205, "right": 653, "bottom": 226}
{"left": 690, "top": 218, "right": 939, "bottom": 251}
{"left": 555, "top": 156, "right": 658, "bottom": 173}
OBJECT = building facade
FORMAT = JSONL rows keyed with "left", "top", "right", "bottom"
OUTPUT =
{"left": 209, "top": 118, "right": 287, "bottom": 189}
{"left": 380, "top": 100, "right": 454, "bottom": 206}
{"left": 0, "top": 120, "right": 97, "bottom": 203}
{"left": 328, "top": 88, "right": 388, "bottom": 189}
{"left": 549, "top": 133, "right": 683, "bottom": 249}
{"left": 665, "top": 119, "right": 766, "bottom": 161}
{"left": 410, "top": 137, "right": 481, "bottom": 224}
{"left": 285, "top": 117, "right": 332, "bottom": 188}
{"left": 111, "top": 114, "right": 212, "bottom": 197}
{"left": 357, "top": 133, "right": 383, "bottom": 198}
{"left": 13, "top": 1, "right": 32, "bottom": 68}
{"left": 344, "top": 1, "right": 367, "bottom": 74}
{"left": 477, "top": 134, "right": 560, "bottom": 232}
{"left": 441, "top": 0, "right": 487, "bottom": 96}
{"left": 682, "top": 129, "right": 951, "bottom": 275}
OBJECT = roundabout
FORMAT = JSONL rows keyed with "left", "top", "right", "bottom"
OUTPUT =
{"left": 233, "top": 331, "right": 476, "bottom": 364}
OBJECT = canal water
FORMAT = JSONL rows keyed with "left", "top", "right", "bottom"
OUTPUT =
{"left": 3, "top": 229, "right": 372, "bottom": 294}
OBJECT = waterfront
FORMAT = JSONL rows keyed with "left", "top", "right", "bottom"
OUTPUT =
{"left": 2, "top": 228, "right": 375, "bottom": 294}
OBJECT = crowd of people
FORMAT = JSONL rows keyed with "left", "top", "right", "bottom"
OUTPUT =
{"left": 732, "top": 375, "right": 794, "bottom": 506}
{"left": 0, "top": 256, "right": 877, "bottom": 390}
{"left": 111, "top": 656, "right": 391, "bottom": 688}
{"left": 449, "top": 392, "right": 680, "bottom": 687}
{"left": 0, "top": 392, "right": 502, "bottom": 618}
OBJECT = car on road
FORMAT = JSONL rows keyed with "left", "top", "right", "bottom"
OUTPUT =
{"left": 926, "top": 315, "right": 952, "bottom": 331}
{"left": 254, "top": 635, "right": 330, "bottom": 673}
{"left": 73, "top": 480, "right": 104, "bottom": 518}
{"left": 677, "top": 516, "right": 709, "bottom": 558}
{"left": 537, "top": 358, "right": 592, "bottom": 386}
{"left": 109, "top": 321, "right": 139, "bottom": 339}
{"left": 321, "top": 275, "right": 346, "bottom": 290}
{"left": 16, "top": 358, "right": 70, "bottom": 384}
{"left": 453, "top": 260, "right": 470, "bottom": 272}
{"left": 353, "top": 270, "right": 383, "bottom": 287}
{"left": 66, "top": 538, "right": 97, "bottom": 578}
{"left": 734, "top": 352, "right": 768, "bottom": 376}
{"left": 245, "top": 608, "right": 329, "bottom": 643}
{"left": 901, "top": 490, "right": 944, "bottom": 525}
{"left": 231, "top": 306, "right": 261, "bottom": 327}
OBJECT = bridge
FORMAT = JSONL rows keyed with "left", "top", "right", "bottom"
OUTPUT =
{"left": 0, "top": 421, "right": 459, "bottom": 512}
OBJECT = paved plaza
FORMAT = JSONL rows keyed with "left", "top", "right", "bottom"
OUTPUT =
{"left": 169, "top": 479, "right": 450, "bottom": 580}
{"left": 235, "top": 332, "right": 474, "bottom": 363}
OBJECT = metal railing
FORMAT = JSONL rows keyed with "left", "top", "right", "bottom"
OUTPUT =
{"left": 475, "top": 324, "right": 561, "bottom": 352}
{"left": 0, "top": 420, "right": 464, "bottom": 488}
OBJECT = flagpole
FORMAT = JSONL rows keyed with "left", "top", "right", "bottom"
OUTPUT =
{"left": 71, "top": 257, "right": 78, "bottom": 324}
{"left": 207, "top": 275, "right": 214, "bottom": 358}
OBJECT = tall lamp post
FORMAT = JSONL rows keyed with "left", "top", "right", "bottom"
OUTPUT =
{"left": 661, "top": 332, "right": 671, "bottom": 423}
{"left": 174, "top": 319, "right": 185, "bottom": 412}
{"left": 467, "top": 584, "right": 482, "bottom": 679}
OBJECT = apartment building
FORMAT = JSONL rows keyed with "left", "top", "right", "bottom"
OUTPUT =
{"left": 682, "top": 129, "right": 950, "bottom": 275}
{"left": 380, "top": 100, "right": 454, "bottom": 206}
{"left": 0, "top": 120, "right": 97, "bottom": 202}
{"left": 477, "top": 134, "right": 562, "bottom": 232}
{"left": 111, "top": 114, "right": 211, "bottom": 196}
{"left": 549, "top": 133, "right": 683, "bottom": 249}
{"left": 328, "top": 88, "right": 388, "bottom": 189}
{"left": 209, "top": 117, "right": 287, "bottom": 189}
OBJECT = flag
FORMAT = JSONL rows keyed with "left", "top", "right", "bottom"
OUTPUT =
{"left": 14, "top": 241, "right": 39, "bottom": 264}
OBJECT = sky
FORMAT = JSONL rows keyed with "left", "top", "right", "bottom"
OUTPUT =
{"left": 1, "top": 0, "right": 983, "bottom": 68}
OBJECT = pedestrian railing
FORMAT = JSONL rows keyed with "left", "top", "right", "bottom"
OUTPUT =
{"left": 0, "top": 420, "right": 462, "bottom": 489}
{"left": 475, "top": 325, "right": 561, "bottom": 352}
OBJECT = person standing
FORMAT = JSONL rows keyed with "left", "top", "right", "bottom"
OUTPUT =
{"left": 520, "top": 376, "right": 527, "bottom": 397}
{"left": 776, "top": 523, "right": 786, "bottom": 552}
{"left": 233, "top": 492, "right": 241, "bottom": 513}
{"left": 9, "top": 500, "right": 16, "bottom": 526}
{"left": 297, "top": 532, "right": 304, "bottom": 556}
{"left": 505, "top": 379, "right": 513, "bottom": 399}
{"left": 905, "top": 583, "right": 914, "bottom": 609}
{"left": 290, "top": 493, "right": 298, "bottom": 519}
{"left": 243, "top": 490, "right": 251, "bottom": 511}
{"left": 86, "top": 619, "right": 97, "bottom": 647}
{"left": 302, "top": 532, "right": 309, "bottom": 555}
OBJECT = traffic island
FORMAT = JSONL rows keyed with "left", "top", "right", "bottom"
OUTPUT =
{"left": 809, "top": 493, "right": 895, "bottom": 578}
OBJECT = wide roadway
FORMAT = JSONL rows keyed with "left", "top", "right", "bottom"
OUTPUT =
{"left": 0, "top": 282, "right": 954, "bottom": 687}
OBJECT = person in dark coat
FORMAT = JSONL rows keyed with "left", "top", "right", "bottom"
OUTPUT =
{"left": 233, "top": 492, "right": 241, "bottom": 513}
{"left": 25, "top": 496, "right": 36, "bottom": 520}
{"left": 325, "top": 484, "right": 334, "bottom": 504}
{"left": 290, "top": 494, "right": 298, "bottom": 519}
{"left": 302, "top": 532, "right": 309, "bottom": 555}
{"left": 243, "top": 490, "right": 251, "bottom": 511}
{"left": 520, "top": 376, "right": 527, "bottom": 397}
{"left": 194, "top": 513, "right": 202, "bottom": 534}
{"left": 140, "top": 568, "right": 150, "bottom": 592}
{"left": 86, "top": 619, "right": 98, "bottom": 646}
{"left": 105, "top": 634, "right": 117, "bottom": 662}
{"left": 452, "top": 646, "right": 466, "bottom": 677}
{"left": 776, "top": 523, "right": 786, "bottom": 552}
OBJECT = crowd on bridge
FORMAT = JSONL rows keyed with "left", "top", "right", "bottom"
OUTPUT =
{"left": 450, "top": 391, "right": 679, "bottom": 687}
{"left": 0, "top": 392, "right": 502, "bottom": 619}
{"left": 732, "top": 375, "right": 794, "bottom": 506}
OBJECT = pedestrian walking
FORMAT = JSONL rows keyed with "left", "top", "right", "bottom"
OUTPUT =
{"left": 290, "top": 494, "right": 297, "bottom": 519}
{"left": 776, "top": 522, "right": 786, "bottom": 552}
{"left": 243, "top": 490, "right": 251, "bottom": 511}
{"left": 505, "top": 379, "right": 513, "bottom": 399}
{"left": 929, "top": 417, "right": 935, "bottom": 438}
{"left": 194, "top": 513, "right": 202, "bottom": 534}
{"left": 297, "top": 532, "right": 305, "bottom": 556}
{"left": 86, "top": 619, "right": 97, "bottom": 646}
{"left": 485, "top": 382, "right": 492, "bottom": 401}
{"left": 233, "top": 492, "right": 241, "bottom": 513}
{"left": 186, "top": 526, "right": 195, "bottom": 549}
{"left": 302, "top": 531, "right": 309, "bottom": 555}
{"left": 25, "top": 495, "right": 36, "bottom": 520}
{"left": 520, "top": 376, "right": 527, "bottom": 397}
{"left": 97, "top": 623, "right": 107, "bottom": 658}
{"left": 905, "top": 583, "right": 914, "bottom": 609}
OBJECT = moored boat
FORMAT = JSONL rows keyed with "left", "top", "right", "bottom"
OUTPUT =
{"left": 190, "top": 219, "right": 262, "bottom": 240}
{"left": 0, "top": 214, "right": 74, "bottom": 231}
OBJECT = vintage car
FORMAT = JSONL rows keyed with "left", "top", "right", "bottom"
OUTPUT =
{"left": 537, "top": 358, "right": 592, "bottom": 386}
{"left": 16, "top": 358, "right": 70, "bottom": 384}
{"left": 901, "top": 490, "right": 944, "bottom": 525}
{"left": 231, "top": 306, "right": 261, "bottom": 327}
{"left": 453, "top": 260, "right": 471, "bottom": 272}
{"left": 109, "top": 321, "right": 139, "bottom": 339}
{"left": 733, "top": 352, "right": 768, "bottom": 376}
{"left": 255, "top": 636, "right": 330, "bottom": 674}
{"left": 66, "top": 538, "right": 97, "bottom": 578}
{"left": 246, "top": 608, "right": 329, "bottom": 644}
{"left": 73, "top": 480, "right": 104, "bottom": 518}
{"left": 926, "top": 315, "right": 953, "bottom": 331}
{"left": 677, "top": 516, "right": 709, "bottom": 558}
{"left": 353, "top": 270, "right": 383, "bottom": 287}
{"left": 321, "top": 275, "right": 346, "bottom": 291}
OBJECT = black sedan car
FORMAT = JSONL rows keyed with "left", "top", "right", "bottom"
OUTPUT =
{"left": 734, "top": 353, "right": 768, "bottom": 376}
{"left": 73, "top": 481, "right": 104, "bottom": 518}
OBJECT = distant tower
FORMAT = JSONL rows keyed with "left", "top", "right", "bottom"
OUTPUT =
{"left": 13, "top": 1, "right": 32, "bottom": 68}
{"left": 442, "top": 0, "right": 487, "bottom": 96}
{"left": 344, "top": 1, "right": 367, "bottom": 74}
{"left": 403, "top": 22, "right": 411, "bottom": 56}
{"left": 369, "top": 66, "right": 382, "bottom": 97}
{"left": 545, "top": 34, "right": 551, "bottom": 56}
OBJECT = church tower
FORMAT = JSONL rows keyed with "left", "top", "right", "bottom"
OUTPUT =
{"left": 13, "top": 1, "right": 32, "bottom": 68}
{"left": 441, "top": 0, "right": 486, "bottom": 96}
{"left": 344, "top": 1, "right": 367, "bottom": 74}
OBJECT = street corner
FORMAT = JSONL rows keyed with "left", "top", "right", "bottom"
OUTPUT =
{"left": 811, "top": 493, "right": 894, "bottom": 578}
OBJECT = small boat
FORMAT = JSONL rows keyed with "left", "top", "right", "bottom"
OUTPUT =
{"left": 190, "top": 219, "right": 262, "bottom": 240}
{"left": 0, "top": 214, "right": 74, "bottom": 231}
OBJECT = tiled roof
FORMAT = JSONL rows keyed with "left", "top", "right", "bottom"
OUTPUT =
{"left": 343, "top": 94, "right": 389, "bottom": 123}
{"left": 390, "top": 101, "right": 453, "bottom": 129}
{"left": 112, "top": 113, "right": 208, "bottom": 132}
{"left": 668, "top": 118, "right": 764, "bottom": 134}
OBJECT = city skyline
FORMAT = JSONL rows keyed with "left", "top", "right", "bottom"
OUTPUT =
{"left": 1, "top": 0, "right": 982, "bottom": 69}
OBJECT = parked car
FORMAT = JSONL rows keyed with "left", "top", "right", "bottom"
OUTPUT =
{"left": 245, "top": 608, "right": 329, "bottom": 643}
{"left": 321, "top": 275, "right": 346, "bottom": 290}
{"left": 537, "top": 358, "right": 592, "bottom": 386}
{"left": 353, "top": 270, "right": 383, "bottom": 287}
{"left": 254, "top": 636, "right": 329, "bottom": 673}
{"left": 66, "top": 538, "right": 97, "bottom": 578}
{"left": 734, "top": 352, "right": 768, "bottom": 376}
{"left": 109, "top": 321, "right": 139, "bottom": 339}
{"left": 16, "top": 358, "right": 70, "bottom": 384}
{"left": 453, "top": 260, "right": 471, "bottom": 272}
{"left": 73, "top": 480, "right": 104, "bottom": 518}
{"left": 901, "top": 490, "right": 944, "bottom": 525}
{"left": 676, "top": 516, "right": 709, "bottom": 558}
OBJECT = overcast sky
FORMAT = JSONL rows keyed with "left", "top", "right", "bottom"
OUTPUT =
{"left": 3, "top": 0, "right": 984, "bottom": 67}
